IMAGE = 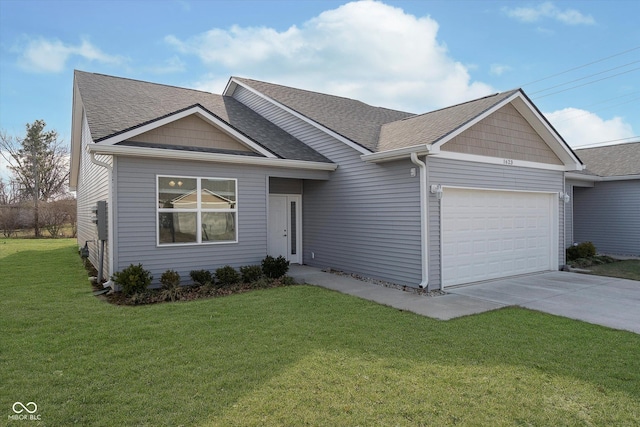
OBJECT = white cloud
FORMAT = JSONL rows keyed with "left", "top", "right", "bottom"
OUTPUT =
{"left": 546, "top": 108, "right": 634, "bottom": 148}
{"left": 16, "top": 37, "right": 125, "bottom": 73}
{"left": 504, "top": 2, "right": 595, "bottom": 25}
{"left": 490, "top": 64, "right": 512, "bottom": 76}
{"left": 147, "top": 56, "right": 186, "bottom": 74}
{"left": 165, "top": 0, "right": 495, "bottom": 113}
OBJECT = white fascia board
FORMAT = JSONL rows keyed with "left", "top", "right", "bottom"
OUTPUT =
{"left": 565, "top": 172, "right": 600, "bottom": 182}
{"left": 97, "top": 106, "right": 277, "bottom": 158}
{"left": 361, "top": 144, "right": 432, "bottom": 163}
{"left": 228, "top": 78, "right": 372, "bottom": 156}
{"left": 434, "top": 150, "right": 570, "bottom": 171}
{"left": 69, "top": 82, "right": 84, "bottom": 189}
{"left": 601, "top": 174, "right": 640, "bottom": 182}
{"left": 223, "top": 78, "right": 238, "bottom": 95}
{"left": 566, "top": 172, "right": 639, "bottom": 182}
{"left": 86, "top": 144, "right": 338, "bottom": 171}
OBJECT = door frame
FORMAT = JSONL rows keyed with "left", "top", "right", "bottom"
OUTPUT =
{"left": 268, "top": 194, "right": 302, "bottom": 264}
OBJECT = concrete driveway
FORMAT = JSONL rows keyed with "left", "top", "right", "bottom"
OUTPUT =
{"left": 447, "top": 271, "right": 640, "bottom": 334}
{"left": 289, "top": 266, "right": 640, "bottom": 334}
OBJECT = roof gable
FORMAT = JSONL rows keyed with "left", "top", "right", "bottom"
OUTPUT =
{"left": 442, "top": 103, "right": 563, "bottom": 165}
{"left": 365, "top": 89, "right": 582, "bottom": 170}
{"left": 129, "top": 114, "right": 252, "bottom": 152}
{"left": 72, "top": 71, "right": 331, "bottom": 163}
{"left": 378, "top": 90, "right": 519, "bottom": 152}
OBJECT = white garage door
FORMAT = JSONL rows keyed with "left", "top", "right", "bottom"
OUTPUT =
{"left": 442, "top": 188, "right": 556, "bottom": 287}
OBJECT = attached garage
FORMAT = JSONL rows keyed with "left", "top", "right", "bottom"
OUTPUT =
{"left": 441, "top": 187, "right": 558, "bottom": 287}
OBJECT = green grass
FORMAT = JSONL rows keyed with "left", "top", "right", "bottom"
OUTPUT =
{"left": 2, "top": 239, "right": 640, "bottom": 426}
{"left": 587, "top": 259, "right": 640, "bottom": 281}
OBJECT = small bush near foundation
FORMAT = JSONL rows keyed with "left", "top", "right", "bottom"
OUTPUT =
{"left": 160, "top": 270, "right": 182, "bottom": 302}
{"left": 160, "top": 270, "right": 181, "bottom": 288}
{"left": 261, "top": 255, "right": 289, "bottom": 279}
{"left": 190, "top": 269, "right": 214, "bottom": 286}
{"left": 567, "top": 242, "right": 596, "bottom": 261}
{"left": 112, "top": 264, "right": 153, "bottom": 296}
{"left": 240, "top": 265, "right": 263, "bottom": 283}
{"left": 215, "top": 265, "right": 240, "bottom": 287}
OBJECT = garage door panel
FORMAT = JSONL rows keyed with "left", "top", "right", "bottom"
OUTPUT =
{"left": 442, "top": 188, "right": 555, "bottom": 287}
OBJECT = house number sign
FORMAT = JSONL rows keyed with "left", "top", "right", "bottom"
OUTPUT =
{"left": 503, "top": 159, "right": 514, "bottom": 166}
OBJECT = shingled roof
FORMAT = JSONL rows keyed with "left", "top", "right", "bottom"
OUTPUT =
{"left": 378, "top": 89, "right": 520, "bottom": 151}
{"left": 74, "top": 71, "right": 331, "bottom": 163}
{"left": 575, "top": 142, "right": 640, "bottom": 177}
{"left": 233, "top": 78, "right": 531, "bottom": 155}
{"left": 231, "top": 77, "right": 415, "bottom": 152}
{"left": 77, "top": 72, "right": 572, "bottom": 164}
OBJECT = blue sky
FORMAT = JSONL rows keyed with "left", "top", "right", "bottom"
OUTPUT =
{"left": 1, "top": 0, "right": 638, "bottom": 169}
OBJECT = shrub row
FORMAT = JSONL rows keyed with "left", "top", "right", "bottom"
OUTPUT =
{"left": 111, "top": 255, "right": 290, "bottom": 297}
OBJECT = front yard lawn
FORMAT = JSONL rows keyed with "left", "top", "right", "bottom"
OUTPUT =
{"left": 2, "top": 239, "right": 639, "bottom": 426}
{"left": 587, "top": 259, "right": 640, "bottom": 281}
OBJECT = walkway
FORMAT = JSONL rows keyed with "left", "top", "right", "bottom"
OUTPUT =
{"left": 288, "top": 265, "right": 640, "bottom": 334}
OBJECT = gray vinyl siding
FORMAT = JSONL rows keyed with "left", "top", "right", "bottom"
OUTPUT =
{"left": 573, "top": 180, "right": 640, "bottom": 256}
{"left": 233, "top": 86, "right": 423, "bottom": 286}
{"left": 114, "top": 156, "right": 329, "bottom": 283}
{"left": 76, "top": 113, "right": 111, "bottom": 279}
{"left": 426, "top": 157, "right": 565, "bottom": 288}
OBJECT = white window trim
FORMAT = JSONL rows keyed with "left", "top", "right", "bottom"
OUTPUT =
{"left": 156, "top": 175, "right": 238, "bottom": 246}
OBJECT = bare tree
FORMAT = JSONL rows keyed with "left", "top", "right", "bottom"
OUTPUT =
{"left": 40, "top": 198, "right": 77, "bottom": 238}
{"left": 0, "top": 179, "right": 22, "bottom": 237}
{"left": 1, "top": 121, "right": 70, "bottom": 237}
{"left": 0, "top": 178, "right": 18, "bottom": 205}
{"left": 0, "top": 204, "right": 22, "bottom": 237}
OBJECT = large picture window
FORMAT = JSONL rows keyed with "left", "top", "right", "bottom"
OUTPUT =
{"left": 157, "top": 176, "right": 237, "bottom": 245}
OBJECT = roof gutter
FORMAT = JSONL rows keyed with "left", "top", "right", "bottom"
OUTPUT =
{"left": 86, "top": 144, "right": 337, "bottom": 171}
{"left": 600, "top": 174, "right": 640, "bottom": 182}
{"left": 361, "top": 144, "right": 436, "bottom": 163}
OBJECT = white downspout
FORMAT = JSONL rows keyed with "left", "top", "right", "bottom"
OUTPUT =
{"left": 89, "top": 150, "right": 112, "bottom": 172}
{"left": 410, "top": 152, "right": 429, "bottom": 290}
{"left": 89, "top": 149, "right": 114, "bottom": 287}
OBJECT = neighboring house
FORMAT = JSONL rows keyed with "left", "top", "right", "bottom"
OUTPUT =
{"left": 70, "top": 71, "right": 583, "bottom": 290}
{"left": 565, "top": 142, "right": 640, "bottom": 256}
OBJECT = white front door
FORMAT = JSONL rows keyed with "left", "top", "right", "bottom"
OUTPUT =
{"left": 268, "top": 195, "right": 302, "bottom": 263}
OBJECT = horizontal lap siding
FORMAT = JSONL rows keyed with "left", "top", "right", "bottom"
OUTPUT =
{"left": 303, "top": 160, "right": 422, "bottom": 285}
{"left": 115, "top": 157, "right": 323, "bottom": 283}
{"left": 573, "top": 180, "right": 640, "bottom": 256}
{"left": 427, "top": 157, "right": 565, "bottom": 288}
{"left": 77, "top": 113, "right": 111, "bottom": 277}
{"left": 234, "top": 87, "right": 422, "bottom": 286}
